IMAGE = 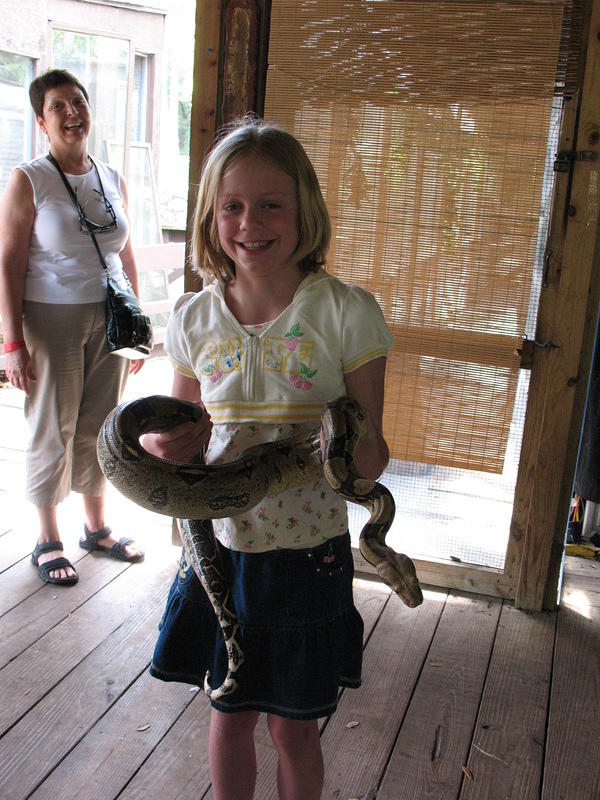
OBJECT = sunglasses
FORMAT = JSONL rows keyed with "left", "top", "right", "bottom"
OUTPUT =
{"left": 46, "top": 152, "right": 118, "bottom": 235}
{"left": 77, "top": 188, "right": 118, "bottom": 235}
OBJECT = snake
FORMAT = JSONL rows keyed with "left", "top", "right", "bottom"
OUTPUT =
{"left": 97, "top": 394, "right": 423, "bottom": 699}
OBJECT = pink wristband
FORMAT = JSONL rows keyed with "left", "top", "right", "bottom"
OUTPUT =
{"left": 3, "top": 340, "right": 26, "bottom": 352}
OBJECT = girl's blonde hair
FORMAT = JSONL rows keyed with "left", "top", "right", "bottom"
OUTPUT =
{"left": 192, "top": 116, "right": 331, "bottom": 284}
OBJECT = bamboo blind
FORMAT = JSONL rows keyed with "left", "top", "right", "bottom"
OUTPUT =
{"left": 264, "top": 1, "right": 582, "bottom": 473}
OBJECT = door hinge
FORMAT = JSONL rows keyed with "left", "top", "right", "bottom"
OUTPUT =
{"left": 517, "top": 337, "right": 560, "bottom": 369}
{"left": 553, "top": 149, "right": 598, "bottom": 172}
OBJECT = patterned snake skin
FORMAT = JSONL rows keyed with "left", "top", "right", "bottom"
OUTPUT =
{"left": 97, "top": 394, "right": 423, "bottom": 699}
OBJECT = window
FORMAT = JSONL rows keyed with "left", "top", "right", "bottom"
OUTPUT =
{"left": 53, "top": 28, "right": 130, "bottom": 171}
{"left": 0, "top": 51, "right": 33, "bottom": 193}
{"left": 131, "top": 53, "right": 149, "bottom": 144}
{"left": 53, "top": 29, "right": 161, "bottom": 245}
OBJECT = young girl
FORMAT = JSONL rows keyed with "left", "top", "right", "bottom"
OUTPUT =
{"left": 145, "top": 118, "right": 394, "bottom": 800}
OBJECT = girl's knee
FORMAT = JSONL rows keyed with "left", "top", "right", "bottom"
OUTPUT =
{"left": 210, "top": 708, "right": 259, "bottom": 740}
{"left": 267, "top": 715, "right": 320, "bottom": 753}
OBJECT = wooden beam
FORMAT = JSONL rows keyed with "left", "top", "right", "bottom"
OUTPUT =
{"left": 221, "top": 0, "right": 260, "bottom": 121}
{"left": 353, "top": 551, "right": 515, "bottom": 600}
{"left": 513, "top": 0, "right": 600, "bottom": 610}
{"left": 503, "top": 92, "right": 580, "bottom": 600}
{"left": 184, "top": 1, "right": 270, "bottom": 292}
{"left": 184, "top": 0, "right": 223, "bottom": 292}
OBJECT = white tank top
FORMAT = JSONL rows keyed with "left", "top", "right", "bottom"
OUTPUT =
{"left": 19, "top": 155, "right": 130, "bottom": 304}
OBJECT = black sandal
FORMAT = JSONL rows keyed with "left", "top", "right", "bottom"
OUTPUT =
{"left": 31, "top": 541, "right": 79, "bottom": 586}
{"left": 79, "top": 525, "right": 144, "bottom": 563}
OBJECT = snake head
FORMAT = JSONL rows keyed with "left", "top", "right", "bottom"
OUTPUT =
{"left": 377, "top": 553, "right": 424, "bottom": 608}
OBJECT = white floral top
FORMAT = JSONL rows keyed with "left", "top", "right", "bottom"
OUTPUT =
{"left": 207, "top": 418, "right": 348, "bottom": 552}
{"left": 164, "top": 269, "right": 393, "bottom": 553}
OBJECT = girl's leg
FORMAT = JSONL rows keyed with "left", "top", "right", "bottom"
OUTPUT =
{"left": 209, "top": 708, "right": 260, "bottom": 800}
{"left": 267, "top": 715, "right": 324, "bottom": 800}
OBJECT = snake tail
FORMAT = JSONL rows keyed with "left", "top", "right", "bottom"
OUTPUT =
{"left": 179, "top": 519, "right": 244, "bottom": 700}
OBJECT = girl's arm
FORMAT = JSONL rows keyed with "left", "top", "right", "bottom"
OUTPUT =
{"left": 0, "top": 168, "right": 37, "bottom": 395}
{"left": 343, "top": 356, "right": 390, "bottom": 480}
{"left": 142, "top": 371, "right": 213, "bottom": 463}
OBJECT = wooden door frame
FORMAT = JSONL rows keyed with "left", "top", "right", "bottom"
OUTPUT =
{"left": 508, "top": 0, "right": 600, "bottom": 610}
{"left": 186, "top": 0, "right": 600, "bottom": 610}
{"left": 184, "top": 0, "right": 270, "bottom": 293}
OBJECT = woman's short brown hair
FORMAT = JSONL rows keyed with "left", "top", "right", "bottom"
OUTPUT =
{"left": 192, "top": 116, "right": 331, "bottom": 284}
{"left": 29, "top": 69, "right": 89, "bottom": 117}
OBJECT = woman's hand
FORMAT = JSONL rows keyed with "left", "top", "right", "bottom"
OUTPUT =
{"left": 129, "top": 358, "right": 145, "bottom": 375}
{"left": 5, "top": 347, "right": 36, "bottom": 396}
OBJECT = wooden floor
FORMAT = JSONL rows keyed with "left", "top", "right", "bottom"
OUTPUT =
{"left": 1, "top": 366, "right": 599, "bottom": 800}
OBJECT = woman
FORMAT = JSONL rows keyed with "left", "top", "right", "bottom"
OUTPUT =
{"left": 0, "top": 68, "right": 145, "bottom": 586}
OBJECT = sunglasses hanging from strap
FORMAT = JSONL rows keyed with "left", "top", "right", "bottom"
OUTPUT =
{"left": 46, "top": 152, "right": 153, "bottom": 359}
{"left": 46, "top": 152, "right": 117, "bottom": 235}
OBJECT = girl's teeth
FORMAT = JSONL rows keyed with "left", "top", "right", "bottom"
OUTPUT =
{"left": 243, "top": 241, "right": 268, "bottom": 249}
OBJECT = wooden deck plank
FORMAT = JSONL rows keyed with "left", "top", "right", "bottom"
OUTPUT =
{"left": 542, "top": 581, "right": 600, "bottom": 800}
{"left": 0, "top": 552, "right": 127, "bottom": 667}
{"left": 459, "top": 603, "right": 556, "bottom": 800}
{"left": 0, "top": 560, "right": 177, "bottom": 800}
{"left": 377, "top": 592, "right": 502, "bottom": 800}
{"left": 116, "top": 693, "right": 213, "bottom": 800}
{"left": 0, "top": 527, "right": 44, "bottom": 575}
{"left": 29, "top": 672, "right": 193, "bottom": 800}
{"left": 0, "top": 548, "right": 173, "bottom": 735}
{"left": 317, "top": 589, "right": 448, "bottom": 800}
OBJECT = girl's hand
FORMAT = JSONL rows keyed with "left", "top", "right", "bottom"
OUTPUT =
{"left": 5, "top": 347, "right": 36, "bottom": 396}
{"left": 142, "top": 371, "right": 210, "bottom": 463}
{"left": 142, "top": 408, "right": 213, "bottom": 464}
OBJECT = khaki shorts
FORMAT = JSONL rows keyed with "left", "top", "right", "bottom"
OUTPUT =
{"left": 22, "top": 300, "right": 128, "bottom": 507}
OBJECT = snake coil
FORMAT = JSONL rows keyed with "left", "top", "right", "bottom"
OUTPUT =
{"left": 97, "top": 394, "right": 423, "bottom": 699}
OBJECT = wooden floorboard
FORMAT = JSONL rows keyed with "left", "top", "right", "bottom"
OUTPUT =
{"left": 542, "top": 562, "right": 600, "bottom": 800}
{"left": 2, "top": 371, "right": 600, "bottom": 799}
{"left": 459, "top": 603, "right": 556, "bottom": 800}
{"left": 378, "top": 594, "right": 502, "bottom": 800}
{"left": 318, "top": 588, "right": 447, "bottom": 800}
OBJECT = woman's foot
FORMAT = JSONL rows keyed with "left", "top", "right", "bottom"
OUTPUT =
{"left": 79, "top": 525, "right": 144, "bottom": 562}
{"left": 32, "top": 540, "right": 78, "bottom": 585}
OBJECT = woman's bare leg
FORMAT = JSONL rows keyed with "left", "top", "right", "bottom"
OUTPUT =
{"left": 82, "top": 494, "right": 142, "bottom": 559}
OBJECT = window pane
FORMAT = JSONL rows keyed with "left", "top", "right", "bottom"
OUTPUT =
{"left": 52, "top": 29, "right": 129, "bottom": 172}
{"left": 131, "top": 54, "right": 148, "bottom": 143}
{"left": 0, "top": 51, "right": 33, "bottom": 193}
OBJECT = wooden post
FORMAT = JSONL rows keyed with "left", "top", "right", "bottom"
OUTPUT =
{"left": 513, "top": 0, "right": 600, "bottom": 610}
{"left": 221, "top": 0, "right": 260, "bottom": 122}
{"left": 184, "top": 0, "right": 223, "bottom": 292}
{"left": 184, "top": 0, "right": 270, "bottom": 292}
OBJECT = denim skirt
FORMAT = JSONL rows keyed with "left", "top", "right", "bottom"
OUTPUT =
{"left": 150, "top": 531, "right": 364, "bottom": 720}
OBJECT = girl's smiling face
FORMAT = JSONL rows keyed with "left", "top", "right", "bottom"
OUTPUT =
{"left": 216, "top": 155, "right": 300, "bottom": 280}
